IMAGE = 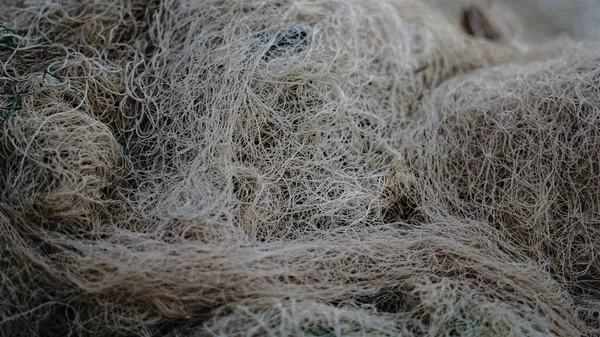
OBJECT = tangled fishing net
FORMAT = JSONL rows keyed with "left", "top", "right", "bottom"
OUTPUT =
{"left": 1, "top": 0, "right": 599, "bottom": 336}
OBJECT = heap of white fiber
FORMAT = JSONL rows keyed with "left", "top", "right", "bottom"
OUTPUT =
{"left": 1, "top": 0, "right": 599, "bottom": 336}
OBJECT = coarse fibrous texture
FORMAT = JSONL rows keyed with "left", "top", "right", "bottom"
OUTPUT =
{"left": 404, "top": 46, "right": 600, "bottom": 335}
{"left": 0, "top": 0, "right": 599, "bottom": 336}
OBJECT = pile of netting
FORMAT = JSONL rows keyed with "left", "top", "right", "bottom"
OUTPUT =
{"left": 1, "top": 0, "right": 599, "bottom": 336}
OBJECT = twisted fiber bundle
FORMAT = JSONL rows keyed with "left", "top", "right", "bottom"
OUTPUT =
{"left": 0, "top": 0, "right": 597, "bottom": 335}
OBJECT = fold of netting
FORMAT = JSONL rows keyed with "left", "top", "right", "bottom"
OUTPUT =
{"left": 0, "top": 0, "right": 597, "bottom": 336}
